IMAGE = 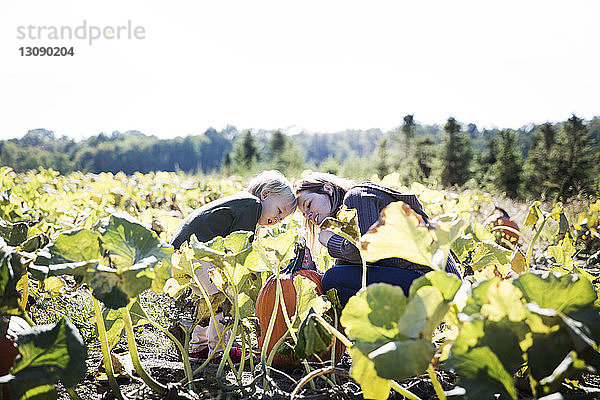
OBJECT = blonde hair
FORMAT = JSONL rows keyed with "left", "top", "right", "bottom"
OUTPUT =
{"left": 246, "top": 170, "right": 297, "bottom": 212}
{"left": 295, "top": 172, "right": 355, "bottom": 252}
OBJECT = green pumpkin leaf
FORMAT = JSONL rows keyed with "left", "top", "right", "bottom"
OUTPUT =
{"left": 429, "top": 217, "right": 467, "bottom": 270}
{"left": 10, "top": 318, "right": 87, "bottom": 393}
{"left": 451, "top": 233, "right": 475, "bottom": 263}
{"left": 397, "top": 285, "right": 449, "bottom": 340}
{"left": 29, "top": 260, "right": 99, "bottom": 282}
{"left": 224, "top": 231, "right": 252, "bottom": 254}
{"left": 37, "top": 228, "right": 101, "bottom": 266}
{"left": 368, "top": 339, "right": 435, "bottom": 381}
{"left": 462, "top": 278, "right": 497, "bottom": 316}
{"left": 447, "top": 319, "right": 521, "bottom": 400}
{"left": 95, "top": 212, "right": 172, "bottom": 271}
{"left": 341, "top": 283, "right": 407, "bottom": 343}
{"left": 479, "top": 280, "right": 528, "bottom": 323}
{"left": 237, "top": 292, "right": 255, "bottom": 320}
{"left": 243, "top": 247, "right": 271, "bottom": 272}
{"left": 18, "top": 233, "right": 50, "bottom": 253}
{"left": 524, "top": 305, "right": 591, "bottom": 389}
{"left": 470, "top": 240, "right": 512, "bottom": 272}
{"left": 0, "top": 218, "right": 28, "bottom": 247}
{"left": 513, "top": 273, "right": 597, "bottom": 316}
{"left": 1, "top": 240, "right": 30, "bottom": 315}
{"left": 88, "top": 261, "right": 155, "bottom": 309}
{"left": 409, "top": 270, "right": 461, "bottom": 302}
{"left": 294, "top": 310, "right": 332, "bottom": 359}
{"left": 259, "top": 229, "right": 297, "bottom": 260}
{"left": 6, "top": 379, "right": 56, "bottom": 400}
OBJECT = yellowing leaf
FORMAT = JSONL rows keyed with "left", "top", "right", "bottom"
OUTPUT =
{"left": 510, "top": 248, "right": 527, "bottom": 274}
{"left": 349, "top": 344, "right": 393, "bottom": 400}
{"left": 549, "top": 203, "right": 564, "bottom": 221}
{"left": 321, "top": 205, "right": 361, "bottom": 245}
{"left": 548, "top": 235, "right": 576, "bottom": 271}
{"left": 293, "top": 275, "right": 331, "bottom": 323}
{"left": 525, "top": 201, "right": 543, "bottom": 227}
{"left": 480, "top": 280, "right": 527, "bottom": 322}
{"left": 361, "top": 202, "right": 435, "bottom": 268}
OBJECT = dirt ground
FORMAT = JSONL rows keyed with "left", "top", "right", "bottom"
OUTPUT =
{"left": 55, "top": 343, "right": 453, "bottom": 400}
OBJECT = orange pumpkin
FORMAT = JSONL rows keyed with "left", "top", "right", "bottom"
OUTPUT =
{"left": 1, "top": 317, "right": 22, "bottom": 375}
{"left": 256, "top": 268, "right": 324, "bottom": 369}
{"left": 255, "top": 244, "right": 345, "bottom": 369}
{"left": 1, "top": 316, "right": 28, "bottom": 399}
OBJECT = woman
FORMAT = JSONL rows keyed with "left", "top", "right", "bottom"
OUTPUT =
{"left": 296, "top": 172, "right": 461, "bottom": 306}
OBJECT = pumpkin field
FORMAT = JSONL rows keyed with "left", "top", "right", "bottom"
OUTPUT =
{"left": 2, "top": 167, "right": 600, "bottom": 400}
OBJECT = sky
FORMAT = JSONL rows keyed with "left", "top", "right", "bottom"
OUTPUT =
{"left": 0, "top": 0, "right": 599, "bottom": 140}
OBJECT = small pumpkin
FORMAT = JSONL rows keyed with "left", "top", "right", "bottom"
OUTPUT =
{"left": 255, "top": 243, "right": 344, "bottom": 369}
{"left": 485, "top": 207, "right": 520, "bottom": 248}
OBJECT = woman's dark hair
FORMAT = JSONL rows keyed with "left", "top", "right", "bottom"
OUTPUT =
{"left": 295, "top": 173, "right": 355, "bottom": 252}
{"left": 295, "top": 173, "right": 354, "bottom": 215}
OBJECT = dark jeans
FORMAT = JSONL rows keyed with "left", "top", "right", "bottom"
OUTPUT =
{"left": 321, "top": 264, "right": 423, "bottom": 307}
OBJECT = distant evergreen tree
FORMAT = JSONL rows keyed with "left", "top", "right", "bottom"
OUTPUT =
{"left": 492, "top": 130, "right": 523, "bottom": 198}
{"left": 270, "top": 130, "right": 286, "bottom": 156}
{"left": 523, "top": 123, "right": 556, "bottom": 198}
{"left": 440, "top": 117, "right": 473, "bottom": 186}
{"left": 402, "top": 114, "right": 415, "bottom": 142}
{"left": 319, "top": 156, "right": 341, "bottom": 175}
{"left": 222, "top": 152, "right": 232, "bottom": 175}
{"left": 553, "top": 115, "right": 596, "bottom": 199}
{"left": 279, "top": 141, "right": 306, "bottom": 176}
{"left": 375, "top": 138, "right": 390, "bottom": 178}
{"left": 413, "top": 137, "right": 436, "bottom": 180}
{"left": 269, "top": 130, "right": 287, "bottom": 171}
{"left": 474, "top": 136, "right": 498, "bottom": 190}
{"left": 233, "top": 130, "right": 259, "bottom": 173}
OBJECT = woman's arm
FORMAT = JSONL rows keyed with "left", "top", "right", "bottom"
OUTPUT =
{"left": 321, "top": 189, "right": 379, "bottom": 264}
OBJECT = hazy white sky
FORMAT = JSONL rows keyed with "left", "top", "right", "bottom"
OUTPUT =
{"left": 0, "top": 0, "right": 599, "bottom": 140}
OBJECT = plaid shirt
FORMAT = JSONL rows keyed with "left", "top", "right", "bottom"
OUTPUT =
{"left": 326, "top": 182, "right": 461, "bottom": 278}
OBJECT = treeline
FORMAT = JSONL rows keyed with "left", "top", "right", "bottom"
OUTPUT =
{"left": 1, "top": 115, "right": 599, "bottom": 200}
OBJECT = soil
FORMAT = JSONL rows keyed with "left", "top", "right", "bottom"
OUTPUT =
{"left": 55, "top": 345, "right": 455, "bottom": 400}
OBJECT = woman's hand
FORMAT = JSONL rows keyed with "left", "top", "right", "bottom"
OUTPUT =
{"left": 318, "top": 229, "right": 335, "bottom": 247}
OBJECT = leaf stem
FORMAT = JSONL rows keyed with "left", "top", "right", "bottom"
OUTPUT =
{"left": 311, "top": 313, "right": 352, "bottom": 348}
{"left": 261, "top": 268, "right": 282, "bottom": 391}
{"left": 427, "top": 364, "right": 446, "bottom": 400}
{"left": 216, "top": 285, "right": 241, "bottom": 381}
{"left": 130, "top": 304, "right": 195, "bottom": 388}
{"left": 330, "top": 307, "right": 338, "bottom": 384}
{"left": 276, "top": 275, "right": 316, "bottom": 390}
{"left": 66, "top": 387, "right": 82, "bottom": 400}
{"left": 290, "top": 367, "right": 349, "bottom": 400}
{"left": 525, "top": 216, "right": 548, "bottom": 269}
{"left": 92, "top": 297, "right": 126, "bottom": 400}
{"left": 361, "top": 258, "right": 367, "bottom": 290}
{"left": 390, "top": 380, "right": 422, "bottom": 400}
{"left": 121, "top": 306, "right": 167, "bottom": 395}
